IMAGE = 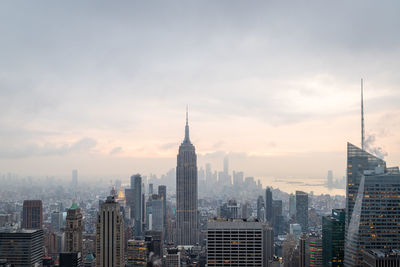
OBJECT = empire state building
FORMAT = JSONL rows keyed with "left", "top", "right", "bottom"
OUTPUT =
{"left": 176, "top": 110, "right": 198, "bottom": 245}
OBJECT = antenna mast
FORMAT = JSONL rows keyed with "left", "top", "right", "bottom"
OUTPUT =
{"left": 361, "top": 78, "right": 365, "bottom": 150}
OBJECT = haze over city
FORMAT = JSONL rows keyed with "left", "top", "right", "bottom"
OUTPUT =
{"left": 1, "top": 1, "right": 400, "bottom": 186}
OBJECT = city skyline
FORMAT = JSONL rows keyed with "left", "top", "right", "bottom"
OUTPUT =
{"left": 1, "top": 1, "right": 400, "bottom": 183}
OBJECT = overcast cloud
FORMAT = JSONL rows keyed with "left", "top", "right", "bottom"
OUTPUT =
{"left": 0, "top": 1, "right": 399, "bottom": 181}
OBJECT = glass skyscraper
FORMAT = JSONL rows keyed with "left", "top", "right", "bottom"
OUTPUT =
{"left": 344, "top": 143, "right": 400, "bottom": 266}
{"left": 322, "top": 209, "right": 345, "bottom": 266}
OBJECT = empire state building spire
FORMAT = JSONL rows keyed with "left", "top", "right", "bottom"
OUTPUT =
{"left": 176, "top": 106, "right": 198, "bottom": 245}
{"left": 183, "top": 106, "right": 191, "bottom": 144}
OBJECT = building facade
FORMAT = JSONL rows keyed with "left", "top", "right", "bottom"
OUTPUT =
{"left": 0, "top": 229, "right": 44, "bottom": 267}
{"left": 131, "top": 174, "right": 143, "bottom": 237}
{"left": 96, "top": 196, "right": 124, "bottom": 267}
{"left": 65, "top": 202, "right": 83, "bottom": 254}
{"left": 295, "top": 191, "right": 308, "bottom": 233}
{"left": 207, "top": 218, "right": 274, "bottom": 267}
{"left": 322, "top": 209, "right": 345, "bottom": 266}
{"left": 22, "top": 200, "right": 43, "bottom": 230}
{"left": 176, "top": 111, "right": 198, "bottom": 245}
{"left": 127, "top": 239, "right": 147, "bottom": 267}
{"left": 344, "top": 143, "right": 400, "bottom": 266}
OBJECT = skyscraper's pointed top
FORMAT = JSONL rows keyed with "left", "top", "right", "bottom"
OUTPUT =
{"left": 183, "top": 106, "right": 191, "bottom": 144}
{"left": 186, "top": 105, "right": 188, "bottom": 126}
{"left": 361, "top": 78, "right": 365, "bottom": 151}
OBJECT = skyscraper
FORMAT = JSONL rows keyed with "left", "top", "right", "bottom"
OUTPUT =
{"left": 289, "top": 194, "right": 296, "bottom": 217}
{"left": 295, "top": 191, "right": 308, "bottom": 233}
{"left": 96, "top": 196, "right": 124, "bottom": 267}
{"left": 322, "top": 209, "right": 345, "bottom": 267}
{"left": 257, "top": 195, "right": 265, "bottom": 221}
{"left": 265, "top": 187, "right": 273, "bottom": 224}
{"left": 176, "top": 109, "right": 198, "bottom": 245}
{"left": 344, "top": 143, "right": 400, "bottom": 266}
{"left": 65, "top": 202, "right": 83, "bottom": 254}
{"left": 131, "top": 174, "right": 143, "bottom": 237}
{"left": 22, "top": 200, "right": 43, "bottom": 230}
{"left": 158, "top": 185, "right": 167, "bottom": 240}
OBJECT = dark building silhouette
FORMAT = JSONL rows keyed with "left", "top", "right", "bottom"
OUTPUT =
{"left": 131, "top": 174, "right": 143, "bottom": 237}
{"left": 22, "top": 200, "right": 43, "bottom": 230}
{"left": 265, "top": 187, "right": 273, "bottom": 224}
{"left": 295, "top": 191, "right": 308, "bottom": 233}
{"left": 59, "top": 252, "right": 82, "bottom": 267}
{"left": 322, "top": 209, "right": 345, "bottom": 267}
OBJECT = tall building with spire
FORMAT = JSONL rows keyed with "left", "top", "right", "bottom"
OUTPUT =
{"left": 176, "top": 108, "right": 198, "bottom": 245}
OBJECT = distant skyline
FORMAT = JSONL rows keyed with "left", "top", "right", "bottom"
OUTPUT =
{"left": 0, "top": 1, "right": 399, "bottom": 182}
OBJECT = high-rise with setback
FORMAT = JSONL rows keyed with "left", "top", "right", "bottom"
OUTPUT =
{"left": 176, "top": 109, "right": 198, "bottom": 245}
{"left": 96, "top": 196, "right": 124, "bottom": 267}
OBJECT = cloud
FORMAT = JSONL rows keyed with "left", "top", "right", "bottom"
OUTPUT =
{"left": 159, "top": 142, "right": 179, "bottom": 150}
{"left": 0, "top": 137, "right": 97, "bottom": 158}
{"left": 109, "top": 146, "right": 123, "bottom": 156}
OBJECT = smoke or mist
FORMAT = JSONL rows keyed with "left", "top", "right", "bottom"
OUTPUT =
{"left": 365, "top": 134, "right": 388, "bottom": 159}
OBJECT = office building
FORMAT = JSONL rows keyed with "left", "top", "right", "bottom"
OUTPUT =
{"left": 295, "top": 191, "right": 308, "bottom": 233}
{"left": 219, "top": 200, "right": 240, "bottom": 219}
{"left": 362, "top": 250, "right": 400, "bottom": 267}
{"left": 0, "top": 229, "right": 44, "bottom": 267}
{"left": 322, "top": 209, "right": 345, "bottom": 267}
{"left": 272, "top": 200, "right": 283, "bottom": 235}
{"left": 308, "top": 233, "right": 323, "bottom": 267}
{"left": 265, "top": 187, "right": 273, "bottom": 224}
{"left": 65, "top": 202, "right": 83, "bottom": 254}
{"left": 145, "top": 194, "right": 164, "bottom": 232}
{"left": 164, "top": 248, "right": 181, "bottom": 267}
{"left": 299, "top": 234, "right": 307, "bottom": 267}
{"left": 96, "top": 196, "right": 124, "bottom": 267}
{"left": 289, "top": 194, "right": 296, "bottom": 217}
{"left": 59, "top": 252, "right": 82, "bottom": 267}
{"left": 131, "top": 174, "right": 143, "bottom": 237}
{"left": 176, "top": 110, "right": 198, "bottom": 245}
{"left": 127, "top": 239, "right": 147, "bottom": 267}
{"left": 158, "top": 185, "right": 167, "bottom": 240}
{"left": 22, "top": 200, "right": 43, "bottom": 230}
{"left": 51, "top": 211, "right": 63, "bottom": 232}
{"left": 257, "top": 195, "right": 265, "bottom": 221}
{"left": 207, "top": 218, "right": 274, "bottom": 266}
{"left": 344, "top": 143, "right": 400, "bottom": 266}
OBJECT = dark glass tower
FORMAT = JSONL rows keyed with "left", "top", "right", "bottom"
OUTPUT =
{"left": 322, "top": 209, "right": 345, "bottom": 267}
{"left": 131, "top": 174, "right": 143, "bottom": 237}
{"left": 344, "top": 143, "right": 400, "bottom": 266}
{"left": 296, "top": 191, "right": 308, "bottom": 233}
{"left": 176, "top": 110, "right": 198, "bottom": 245}
{"left": 265, "top": 187, "right": 273, "bottom": 224}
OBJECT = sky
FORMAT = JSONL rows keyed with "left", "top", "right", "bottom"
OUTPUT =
{"left": 0, "top": 1, "right": 400, "bottom": 183}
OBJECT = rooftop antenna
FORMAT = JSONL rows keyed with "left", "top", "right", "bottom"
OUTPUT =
{"left": 186, "top": 105, "right": 188, "bottom": 125}
{"left": 361, "top": 78, "right": 365, "bottom": 151}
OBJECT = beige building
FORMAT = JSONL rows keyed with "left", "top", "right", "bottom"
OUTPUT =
{"left": 96, "top": 196, "right": 124, "bottom": 267}
{"left": 65, "top": 202, "right": 83, "bottom": 254}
